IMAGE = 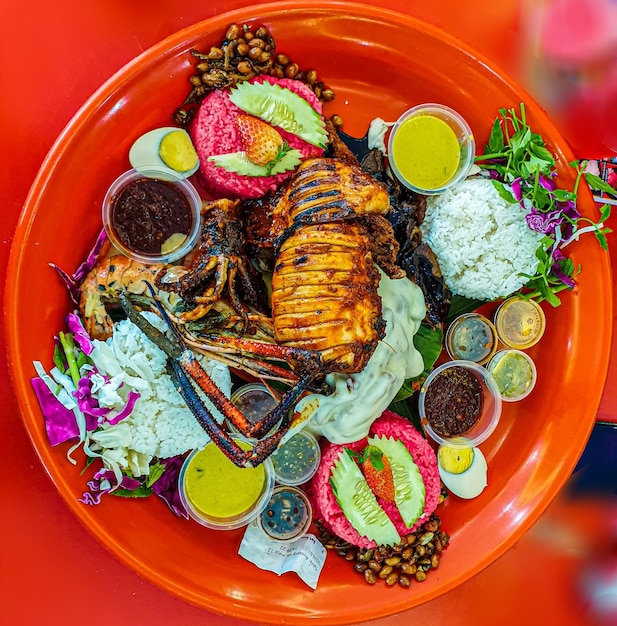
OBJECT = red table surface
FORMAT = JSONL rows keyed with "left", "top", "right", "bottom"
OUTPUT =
{"left": 1, "top": 1, "right": 616, "bottom": 625}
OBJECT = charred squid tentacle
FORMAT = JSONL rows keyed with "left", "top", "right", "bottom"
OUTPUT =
{"left": 167, "top": 359, "right": 251, "bottom": 467}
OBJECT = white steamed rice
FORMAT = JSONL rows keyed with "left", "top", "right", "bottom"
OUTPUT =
{"left": 89, "top": 313, "right": 231, "bottom": 475}
{"left": 420, "top": 177, "right": 543, "bottom": 300}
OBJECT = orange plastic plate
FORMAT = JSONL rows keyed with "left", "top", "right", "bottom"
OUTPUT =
{"left": 5, "top": 2, "right": 612, "bottom": 623}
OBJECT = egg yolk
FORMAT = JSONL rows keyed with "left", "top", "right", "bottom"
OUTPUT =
{"left": 159, "top": 130, "right": 199, "bottom": 173}
{"left": 438, "top": 446, "right": 474, "bottom": 474}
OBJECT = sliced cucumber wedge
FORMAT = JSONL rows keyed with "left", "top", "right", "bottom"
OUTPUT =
{"left": 330, "top": 448, "right": 401, "bottom": 546}
{"left": 367, "top": 435, "right": 426, "bottom": 529}
{"left": 229, "top": 80, "right": 328, "bottom": 148}
{"left": 208, "top": 149, "right": 302, "bottom": 176}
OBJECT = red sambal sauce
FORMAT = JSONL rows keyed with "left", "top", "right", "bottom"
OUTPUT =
{"left": 423, "top": 366, "right": 484, "bottom": 437}
{"left": 111, "top": 177, "right": 192, "bottom": 255}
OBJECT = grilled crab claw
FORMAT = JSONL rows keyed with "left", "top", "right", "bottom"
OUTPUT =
{"left": 119, "top": 287, "right": 322, "bottom": 467}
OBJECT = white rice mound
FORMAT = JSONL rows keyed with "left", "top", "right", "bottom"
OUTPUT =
{"left": 90, "top": 313, "right": 231, "bottom": 471}
{"left": 420, "top": 177, "right": 543, "bottom": 300}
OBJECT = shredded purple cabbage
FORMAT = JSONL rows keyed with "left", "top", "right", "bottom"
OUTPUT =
{"left": 106, "top": 390, "right": 140, "bottom": 425}
{"left": 73, "top": 228, "right": 107, "bottom": 284}
{"left": 152, "top": 455, "right": 188, "bottom": 518}
{"left": 525, "top": 207, "right": 563, "bottom": 236}
{"left": 73, "top": 376, "right": 140, "bottom": 429}
{"left": 79, "top": 468, "right": 142, "bottom": 506}
{"left": 551, "top": 249, "right": 576, "bottom": 288}
{"left": 49, "top": 228, "right": 107, "bottom": 305}
{"left": 66, "top": 312, "right": 94, "bottom": 355}
{"left": 31, "top": 377, "right": 80, "bottom": 445}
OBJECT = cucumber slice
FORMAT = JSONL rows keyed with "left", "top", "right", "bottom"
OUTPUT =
{"left": 330, "top": 448, "right": 401, "bottom": 546}
{"left": 367, "top": 435, "right": 426, "bottom": 529}
{"left": 208, "top": 149, "right": 302, "bottom": 177}
{"left": 229, "top": 81, "right": 328, "bottom": 148}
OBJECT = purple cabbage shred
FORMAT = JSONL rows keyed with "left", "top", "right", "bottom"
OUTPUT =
{"left": 31, "top": 377, "right": 80, "bottom": 446}
{"left": 152, "top": 455, "right": 188, "bottom": 519}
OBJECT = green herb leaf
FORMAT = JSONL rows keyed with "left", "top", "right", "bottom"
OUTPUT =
{"left": 585, "top": 172, "right": 617, "bottom": 197}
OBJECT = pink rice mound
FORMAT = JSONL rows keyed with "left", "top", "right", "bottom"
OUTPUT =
{"left": 308, "top": 410, "right": 441, "bottom": 549}
{"left": 190, "top": 75, "right": 325, "bottom": 199}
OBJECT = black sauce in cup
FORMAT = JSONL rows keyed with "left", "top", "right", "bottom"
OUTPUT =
{"left": 111, "top": 177, "right": 192, "bottom": 255}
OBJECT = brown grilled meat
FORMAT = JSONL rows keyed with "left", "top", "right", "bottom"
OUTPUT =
{"left": 271, "top": 221, "right": 385, "bottom": 373}
{"left": 270, "top": 157, "right": 392, "bottom": 374}
{"left": 270, "top": 157, "right": 391, "bottom": 243}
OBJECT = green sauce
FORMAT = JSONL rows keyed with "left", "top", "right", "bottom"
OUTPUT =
{"left": 489, "top": 351, "right": 535, "bottom": 400}
{"left": 184, "top": 441, "right": 266, "bottom": 518}
{"left": 391, "top": 115, "right": 460, "bottom": 190}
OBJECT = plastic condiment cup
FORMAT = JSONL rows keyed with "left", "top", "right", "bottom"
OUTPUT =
{"left": 179, "top": 440, "right": 275, "bottom": 531}
{"left": 445, "top": 313, "right": 498, "bottom": 365}
{"left": 387, "top": 103, "right": 475, "bottom": 195}
{"left": 271, "top": 430, "right": 321, "bottom": 486}
{"left": 493, "top": 296, "right": 546, "bottom": 350}
{"left": 258, "top": 485, "right": 313, "bottom": 542}
{"left": 486, "top": 349, "right": 537, "bottom": 402}
{"left": 229, "top": 383, "right": 280, "bottom": 437}
{"left": 102, "top": 167, "right": 202, "bottom": 264}
{"left": 418, "top": 360, "right": 502, "bottom": 449}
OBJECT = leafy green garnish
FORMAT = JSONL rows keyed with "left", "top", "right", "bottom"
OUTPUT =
{"left": 112, "top": 484, "right": 153, "bottom": 498}
{"left": 445, "top": 295, "right": 489, "bottom": 325}
{"left": 475, "top": 103, "right": 611, "bottom": 306}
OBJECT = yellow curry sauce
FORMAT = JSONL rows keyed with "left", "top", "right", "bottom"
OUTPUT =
{"left": 391, "top": 115, "right": 460, "bottom": 190}
{"left": 184, "top": 440, "right": 266, "bottom": 518}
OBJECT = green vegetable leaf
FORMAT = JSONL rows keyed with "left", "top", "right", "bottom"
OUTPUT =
{"left": 112, "top": 484, "right": 153, "bottom": 498}
{"left": 146, "top": 461, "right": 166, "bottom": 488}
{"left": 585, "top": 172, "right": 617, "bottom": 197}
{"left": 445, "top": 295, "right": 490, "bottom": 324}
{"left": 487, "top": 118, "right": 504, "bottom": 153}
{"left": 491, "top": 180, "right": 516, "bottom": 204}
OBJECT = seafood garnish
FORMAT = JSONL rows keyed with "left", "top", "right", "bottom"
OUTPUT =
{"left": 120, "top": 288, "right": 321, "bottom": 467}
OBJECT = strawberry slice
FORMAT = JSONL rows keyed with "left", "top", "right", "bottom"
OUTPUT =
{"left": 358, "top": 444, "right": 395, "bottom": 502}
{"left": 236, "top": 114, "right": 290, "bottom": 172}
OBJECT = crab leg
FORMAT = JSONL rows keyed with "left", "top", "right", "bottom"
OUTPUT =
{"left": 119, "top": 287, "right": 322, "bottom": 465}
{"left": 167, "top": 358, "right": 253, "bottom": 466}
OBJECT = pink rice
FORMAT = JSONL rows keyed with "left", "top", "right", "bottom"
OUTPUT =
{"left": 308, "top": 410, "right": 441, "bottom": 549}
{"left": 190, "top": 76, "right": 325, "bottom": 199}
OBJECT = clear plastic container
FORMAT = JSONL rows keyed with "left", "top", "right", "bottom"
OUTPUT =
{"left": 102, "top": 167, "right": 202, "bottom": 264}
{"left": 229, "top": 383, "right": 279, "bottom": 436}
{"left": 493, "top": 296, "right": 546, "bottom": 350}
{"left": 418, "top": 360, "right": 502, "bottom": 448}
{"left": 179, "top": 440, "right": 275, "bottom": 531}
{"left": 271, "top": 430, "right": 321, "bottom": 486}
{"left": 258, "top": 485, "right": 313, "bottom": 541}
{"left": 445, "top": 313, "right": 498, "bottom": 365}
{"left": 387, "top": 103, "right": 475, "bottom": 195}
{"left": 486, "top": 349, "right": 537, "bottom": 402}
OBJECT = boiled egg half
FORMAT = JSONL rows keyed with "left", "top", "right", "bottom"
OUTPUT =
{"left": 129, "top": 127, "right": 199, "bottom": 179}
{"left": 437, "top": 444, "right": 488, "bottom": 499}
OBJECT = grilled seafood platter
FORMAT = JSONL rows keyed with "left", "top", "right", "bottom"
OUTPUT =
{"left": 12, "top": 7, "right": 612, "bottom": 624}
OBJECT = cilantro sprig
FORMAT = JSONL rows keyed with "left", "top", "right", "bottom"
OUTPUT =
{"left": 475, "top": 103, "right": 613, "bottom": 306}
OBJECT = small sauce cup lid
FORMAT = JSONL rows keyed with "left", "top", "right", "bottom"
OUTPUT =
{"left": 229, "top": 383, "right": 280, "bottom": 436}
{"left": 486, "top": 349, "right": 537, "bottom": 402}
{"left": 258, "top": 485, "right": 313, "bottom": 541}
{"left": 271, "top": 430, "right": 321, "bottom": 486}
{"left": 494, "top": 296, "right": 546, "bottom": 349}
{"left": 445, "top": 313, "right": 498, "bottom": 365}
